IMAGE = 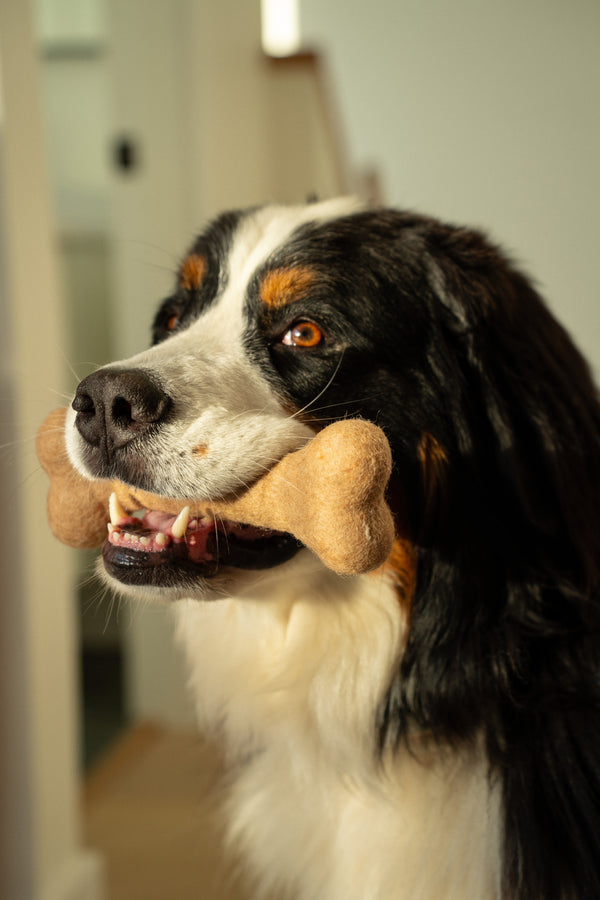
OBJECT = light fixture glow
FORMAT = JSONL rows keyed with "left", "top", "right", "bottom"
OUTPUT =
{"left": 261, "top": 0, "right": 300, "bottom": 58}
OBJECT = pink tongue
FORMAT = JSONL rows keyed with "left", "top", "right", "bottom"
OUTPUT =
{"left": 143, "top": 509, "right": 179, "bottom": 533}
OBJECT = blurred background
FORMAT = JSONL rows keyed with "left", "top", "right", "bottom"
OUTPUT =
{"left": 1, "top": 0, "right": 598, "bottom": 897}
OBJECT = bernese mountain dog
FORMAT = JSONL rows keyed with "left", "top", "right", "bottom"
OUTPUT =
{"left": 66, "top": 198, "right": 600, "bottom": 899}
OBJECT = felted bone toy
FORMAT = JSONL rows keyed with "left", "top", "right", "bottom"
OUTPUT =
{"left": 37, "top": 407, "right": 395, "bottom": 575}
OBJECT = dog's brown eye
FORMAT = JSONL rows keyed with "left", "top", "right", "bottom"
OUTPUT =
{"left": 282, "top": 321, "right": 323, "bottom": 348}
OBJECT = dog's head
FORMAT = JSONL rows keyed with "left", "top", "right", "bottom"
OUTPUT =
{"left": 66, "top": 198, "right": 600, "bottom": 614}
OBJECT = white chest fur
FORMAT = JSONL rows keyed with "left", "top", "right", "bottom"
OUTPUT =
{"left": 174, "top": 556, "right": 501, "bottom": 900}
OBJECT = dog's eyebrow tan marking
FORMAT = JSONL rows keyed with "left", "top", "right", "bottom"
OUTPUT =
{"left": 260, "top": 265, "right": 317, "bottom": 309}
{"left": 179, "top": 253, "right": 206, "bottom": 292}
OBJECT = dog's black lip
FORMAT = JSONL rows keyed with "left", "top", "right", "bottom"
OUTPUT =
{"left": 102, "top": 540, "right": 219, "bottom": 587}
{"left": 102, "top": 530, "right": 302, "bottom": 588}
{"left": 77, "top": 443, "right": 166, "bottom": 492}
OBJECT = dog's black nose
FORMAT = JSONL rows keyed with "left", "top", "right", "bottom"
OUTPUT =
{"left": 73, "top": 367, "right": 171, "bottom": 455}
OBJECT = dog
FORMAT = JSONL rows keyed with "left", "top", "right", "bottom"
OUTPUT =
{"left": 65, "top": 198, "right": 600, "bottom": 899}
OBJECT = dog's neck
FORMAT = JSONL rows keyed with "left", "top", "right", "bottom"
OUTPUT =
{"left": 173, "top": 554, "right": 405, "bottom": 770}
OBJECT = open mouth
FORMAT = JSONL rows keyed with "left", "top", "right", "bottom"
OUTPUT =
{"left": 102, "top": 493, "right": 302, "bottom": 588}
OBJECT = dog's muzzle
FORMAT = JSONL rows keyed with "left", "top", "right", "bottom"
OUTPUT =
{"left": 70, "top": 366, "right": 303, "bottom": 589}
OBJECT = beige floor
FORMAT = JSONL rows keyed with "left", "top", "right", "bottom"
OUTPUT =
{"left": 84, "top": 723, "right": 254, "bottom": 900}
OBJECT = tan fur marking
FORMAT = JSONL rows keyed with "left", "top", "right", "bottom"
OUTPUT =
{"left": 192, "top": 443, "right": 209, "bottom": 457}
{"left": 260, "top": 266, "right": 316, "bottom": 309}
{"left": 418, "top": 432, "right": 448, "bottom": 516}
{"left": 180, "top": 253, "right": 205, "bottom": 292}
{"left": 377, "top": 536, "right": 417, "bottom": 623}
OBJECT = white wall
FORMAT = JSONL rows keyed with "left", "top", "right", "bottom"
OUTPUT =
{"left": 39, "top": 57, "right": 110, "bottom": 234}
{"left": 0, "top": 1, "right": 103, "bottom": 897}
{"left": 34, "top": 0, "right": 110, "bottom": 235}
{"left": 301, "top": 0, "right": 600, "bottom": 374}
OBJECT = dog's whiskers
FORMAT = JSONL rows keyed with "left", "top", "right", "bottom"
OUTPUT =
{"left": 294, "top": 397, "right": 372, "bottom": 418}
{"left": 57, "top": 346, "right": 85, "bottom": 388}
{"left": 286, "top": 351, "right": 346, "bottom": 421}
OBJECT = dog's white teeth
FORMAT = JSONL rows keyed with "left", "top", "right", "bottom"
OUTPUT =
{"left": 156, "top": 532, "right": 169, "bottom": 547}
{"left": 109, "top": 492, "right": 128, "bottom": 526}
{"left": 171, "top": 506, "right": 190, "bottom": 539}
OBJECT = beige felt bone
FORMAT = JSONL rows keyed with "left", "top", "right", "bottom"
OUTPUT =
{"left": 37, "top": 407, "right": 395, "bottom": 575}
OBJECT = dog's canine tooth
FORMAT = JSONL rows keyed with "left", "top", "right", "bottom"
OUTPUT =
{"left": 109, "top": 491, "right": 128, "bottom": 526}
{"left": 171, "top": 506, "right": 190, "bottom": 539}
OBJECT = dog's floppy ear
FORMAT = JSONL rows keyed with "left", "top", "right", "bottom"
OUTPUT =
{"left": 427, "top": 223, "right": 600, "bottom": 591}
